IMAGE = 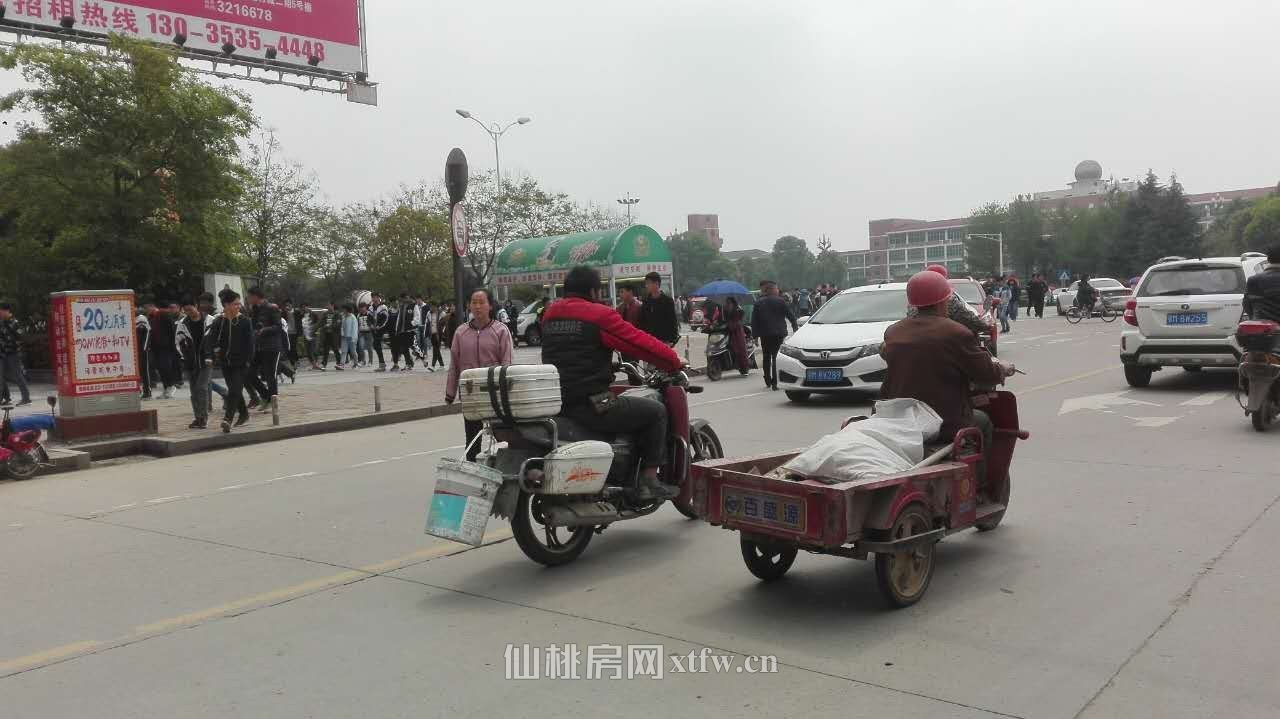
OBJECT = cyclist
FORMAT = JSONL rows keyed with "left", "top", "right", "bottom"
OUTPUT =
{"left": 1075, "top": 274, "right": 1098, "bottom": 315}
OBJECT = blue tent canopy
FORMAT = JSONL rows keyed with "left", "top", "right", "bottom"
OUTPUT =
{"left": 692, "top": 280, "right": 750, "bottom": 297}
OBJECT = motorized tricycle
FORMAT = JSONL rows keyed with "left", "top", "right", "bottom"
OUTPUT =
{"left": 483, "top": 362, "right": 724, "bottom": 566}
{"left": 690, "top": 389, "right": 1028, "bottom": 607}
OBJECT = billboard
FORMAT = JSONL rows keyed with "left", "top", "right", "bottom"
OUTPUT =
{"left": 2, "top": 0, "right": 366, "bottom": 75}
{"left": 48, "top": 290, "right": 141, "bottom": 397}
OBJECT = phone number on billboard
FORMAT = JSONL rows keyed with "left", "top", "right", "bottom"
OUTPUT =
{"left": 147, "top": 12, "right": 325, "bottom": 60}
{"left": 213, "top": 1, "right": 273, "bottom": 21}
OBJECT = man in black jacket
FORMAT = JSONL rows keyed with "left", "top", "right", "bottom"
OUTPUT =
{"left": 639, "top": 272, "right": 679, "bottom": 345}
{"left": 751, "top": 281, "right": 799, "bottom": 390}
{"left": 245, "top": 287, "right": 284, "bottom": 409}
{"left": 370, "top": 293, "right": 390, "bottom": 371}
{"left": 150, "top": 302, "right": 181, "bottom": 399}
{"left": 391, "top": 291, "right": 416, "bottom": 371}
{"left": 205, "top": 290, "right": 256, "bottom": 433}
{"left": 1026, "top": 274, "right": 1049, "bottom": 319}
{"left": 178, "top": 300, "right": 211, "bottom": 428}
{"left": 1244, "top": 245, "right": 1280, "bottom": 324}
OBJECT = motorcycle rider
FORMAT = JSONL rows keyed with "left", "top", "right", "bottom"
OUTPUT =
{"left": 1243, "top": 244, "right": 1280, "bottom": 325}
{"left": 905, "top": 264, "right": 991, "bottom": 337}
{"left": 881, "top": 270, "right": 1015, "bottom": 481}
{"left": 541, "top": 266, "right": 685, "bottom": 500}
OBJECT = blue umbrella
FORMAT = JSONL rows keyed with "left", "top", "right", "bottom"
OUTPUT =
{"left": 692, "top": 279, "right": 750, "bottom": 297}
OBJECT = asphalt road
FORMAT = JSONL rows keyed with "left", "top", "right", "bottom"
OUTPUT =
{"left": 2, "top": 316, "right": 1277, "bottom": 718}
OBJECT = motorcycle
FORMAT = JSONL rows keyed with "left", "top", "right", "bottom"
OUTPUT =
{"left": 703, "top": 324, "right": 758, "bottom": 382}
{"left": 484, "top": 362, "right": 724, "bottom": 566}
{"left": 1236, "top": 320, "right": 1280, "bottom": 431}
{"left": 1, "top": 400, "right": 52, "bottom": 480}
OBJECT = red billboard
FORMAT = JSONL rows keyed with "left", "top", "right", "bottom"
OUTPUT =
{"left": 49, "top": 291, "right": 141, "bottom": 397}
{"left": 3, "top": 0, "right": 366, "bottom": 74}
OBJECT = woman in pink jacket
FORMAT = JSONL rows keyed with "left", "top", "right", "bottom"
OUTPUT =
{"left": 445, "top": 288, "right": 514, "bottom": 460}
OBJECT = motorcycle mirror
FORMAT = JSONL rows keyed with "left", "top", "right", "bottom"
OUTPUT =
{"left": 46, "top": 395, "right": 57, "bottom": 409}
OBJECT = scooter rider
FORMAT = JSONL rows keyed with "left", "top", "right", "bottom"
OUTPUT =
{"left": 541, "top": 265, "right": 686, "bottom": 500}
{"left": 1244, "top": 244, "right": 1280, "bottom": 324}
{"left": 881, "top": 270, "right": 1015, "bottom": 480}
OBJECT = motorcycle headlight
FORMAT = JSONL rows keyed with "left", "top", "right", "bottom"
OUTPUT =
{"left": 779, "top": 343, "right": 804, "bottom": 360}
{"left": 857, "top": 342, "right": 883, "bottom": 359}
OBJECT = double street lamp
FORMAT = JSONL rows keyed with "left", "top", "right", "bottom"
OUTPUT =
{"left": 617, "top": 193, "right": 640, "bottom": 225}
{"left": 454, "top": 109, "right": 531, "bottom": 205}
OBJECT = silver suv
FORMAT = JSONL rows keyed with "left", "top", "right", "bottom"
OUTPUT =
{"left": 1119, "top": 253, "right": 1268, "bottom": 387}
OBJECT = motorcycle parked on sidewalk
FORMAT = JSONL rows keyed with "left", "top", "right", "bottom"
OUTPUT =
{"left": 1, "top": 401, "right": 53, "bottom": 480}
{"left": 482, "top": 362, "right": 724, "bottom": 566}
{"left": 703, "top": 324, "right": 758, "bottom": 382}
{"left": 1236, "top": 320, "right": 1280, "bottom": 431}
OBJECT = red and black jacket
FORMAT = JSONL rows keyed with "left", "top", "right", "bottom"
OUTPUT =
{"left": 541, "top": 296, "right": 682, "bottom": 406}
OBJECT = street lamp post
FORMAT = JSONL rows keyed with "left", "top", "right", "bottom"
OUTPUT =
{"left": 455, "top": 109, "right": 530, "bottom": 231}
{"left": 966, "top": 233, "right": 1004, "bottom": 276}
{"left": 617, "top": 193, "right": 640, "bottom": 225}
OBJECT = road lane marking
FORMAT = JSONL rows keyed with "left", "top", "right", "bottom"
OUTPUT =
{"left": 352, "top": 459, "right": 387, "bottom": 467}
{"left": 145, "top": 496, "right": 185, "bottom": 504}
{"left": 1, "top": 531, "right": 513, "bottom": 678}
{"left": 1125, "top": 416, "right": 1182, "bottom": 428}
{"left": 0, "top": 641, "right": 103, "bottom": 676}
{"left": 1024, "top": 366, "right": 1113, "bottom": 395}
{"left": 1180, "top": 391, "right": 1228, "bottom": 407}
{"left": 691, "top": 391, "right": 769, "bottom": 407}
{"left": 1058, "top": 391, "right": 1159, "bottom": 415}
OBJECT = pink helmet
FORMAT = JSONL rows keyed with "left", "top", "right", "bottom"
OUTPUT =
{"left": 925, "top": 264, "right": 949, "bottom": 278}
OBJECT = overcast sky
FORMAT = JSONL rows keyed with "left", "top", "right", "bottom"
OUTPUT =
{"left": 7, "top": 1, "right": 1280, "bottom": 251}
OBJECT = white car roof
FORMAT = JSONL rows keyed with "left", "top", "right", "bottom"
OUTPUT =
{"left": 839, "top": 282, "right": 908, "bottom": 296}
{"left": 1151, "top": 256, "right": 1254, "bottom": 269}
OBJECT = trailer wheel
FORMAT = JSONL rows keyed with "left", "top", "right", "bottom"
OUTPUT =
{"left": 740, "top": 537, "right": 797, "bottom": 582}
{"left": 874, "top": 504, "right": 936, "bottom": 608}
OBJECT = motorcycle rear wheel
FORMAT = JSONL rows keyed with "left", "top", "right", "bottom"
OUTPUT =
{"left": 1252, "top": 402, "right": 1276, "bottom": 432}
{"left": 705, "top": 360, "right": 723, "bottom": 381}
{"left": 4, "top": 451, "right": 39, "bottom": 480}
{"left": 511, "top": 491, "right": 593, "bottom": 566}
{"left": 672, "top": 423, "right": 725, "bottom": 519}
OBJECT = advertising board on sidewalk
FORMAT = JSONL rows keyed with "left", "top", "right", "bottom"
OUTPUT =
{"left": 49, "top": 290, "right": 143, "bottom": 418}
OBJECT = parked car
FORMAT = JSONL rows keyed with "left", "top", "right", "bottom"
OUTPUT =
{"left": 516, "top": 299, "right": 547, "bottom": 346}
{"left": 949, "top": 278, "right": 999, "bottom": 356}
{"left": 1056, "top": 277, "right": 1129, "bottom": 315}
{"left": 775, "top": 284, "right": 907, "bottom": 402}
{"left": 1119, "top": 253, "right": 1269, "bottom": 387}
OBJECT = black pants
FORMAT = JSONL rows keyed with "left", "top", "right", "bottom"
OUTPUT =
{"left": 139, "top": 350, "right": 153, "bottom": 396}
{"left": 153, "top": 349, "right": 181, "bottom": 387}
{"left": 247, "top": 350, "right": 279, "bottom": 401}
{"left": 464, "top": 418, "right": 483, "bottom": 462}
{"left": 371, "top": 331, "right": 387, "bottom": 366}
{"left": 563, "top": 394, "right": 667, "bottom": 469}
{"left": 221, "top": 365, "right": 249, "bottom": 421}
{"left": 287, "top": 334, "right": 299, "bottom": 365}
{"left": 392, "top": 332, "right": 414, "bottom": 367}
{"left": 759, "top": 335, "right": 784, "bottom": 386}
{"left": 1031, "top": 296, "right": 1045, "bottom": 318}
{"left": 0, "top": 353, "right": 30, "bottom": 403}
{"left": 320, "top": 333, "right": 340, "bottom": 366}
{"left": 430, "top": 333, "right": 445, "bottom": 367}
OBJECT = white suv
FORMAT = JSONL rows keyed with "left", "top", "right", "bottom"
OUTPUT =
{"left": 1119, "top": 253, "right": 1269, "bottom": 387}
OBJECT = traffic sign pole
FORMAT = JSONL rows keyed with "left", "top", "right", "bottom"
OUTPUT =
{"left": 445, "top": 149, "right": 469, "bottom": 318}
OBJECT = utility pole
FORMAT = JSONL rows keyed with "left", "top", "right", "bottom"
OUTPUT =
{"left": 617, "top": 193, "right": 640, "bottom": 225}
{"left": 966, "top": 233, "right": 1004, "bottom": 276}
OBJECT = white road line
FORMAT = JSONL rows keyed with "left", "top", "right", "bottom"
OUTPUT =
{"left": 111, "top": 503, "right": 138, "bottom": 510}
{"left": 691, "top": 391, "right": 769, "bottom": 407}
{"left": 352, "top": 459, "right": 387, "bottom": 467}
{"left": 145, "top": 496, "right": 185, "bottom": 504}
{"left": 271, "top": 472, "right": 316, "bottom": 480}
{"left": 217, "top": 485, "right": 245, "bottom": 492}
{"left": 1181, "top": 391, "right": 1228, "bottom": 407}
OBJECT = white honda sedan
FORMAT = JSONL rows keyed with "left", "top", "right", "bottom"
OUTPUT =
{"left": 775, "top": 283, "right": 907, "bottom": 402}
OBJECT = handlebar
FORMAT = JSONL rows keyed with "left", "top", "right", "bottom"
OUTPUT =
{"left": 613, "top": 360, "right": 694, "bottom": 391}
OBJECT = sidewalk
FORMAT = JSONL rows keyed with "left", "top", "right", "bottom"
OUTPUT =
{"left": 37, "top": 330, "right": 709, "bottom": 460}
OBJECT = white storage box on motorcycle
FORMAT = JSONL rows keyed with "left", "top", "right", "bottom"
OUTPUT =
{"left": 459, "top": 364, "right": 562, "bottom": 422}
{"left": 539, "top": 440, "right": 613, "bottom": 494}
{"left": 425, "top": 458, "right": 503, "bottom": 546}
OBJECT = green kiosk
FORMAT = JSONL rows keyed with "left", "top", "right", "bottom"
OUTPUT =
{"left": 492, "top": 225, "right": 674, "bottom": 304}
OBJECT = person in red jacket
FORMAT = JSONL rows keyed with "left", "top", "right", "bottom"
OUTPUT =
{"left": 542, "top": 266, "right": 685, "bottom": 500}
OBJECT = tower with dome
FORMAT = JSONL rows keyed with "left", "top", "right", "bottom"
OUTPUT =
{"left": 1033, "top": 160, "right": 1138, "bottom": 200}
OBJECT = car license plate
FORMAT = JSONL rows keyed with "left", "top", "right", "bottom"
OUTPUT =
{"left": 1167, "top": 312, "right": 1208, "bottom": 326}
{"left": 805, "top": 368, "right": 843, "bottom": 383}
{"left": 722, "top": 489, "right": 805, "bottom": 532}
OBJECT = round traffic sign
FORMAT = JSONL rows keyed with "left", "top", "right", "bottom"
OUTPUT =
{"left": 450, "top": 203, "right": 468, "bottom": 257}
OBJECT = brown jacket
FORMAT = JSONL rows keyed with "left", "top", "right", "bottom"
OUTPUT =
{"left": 880, "top": 314, "right": 1004, "bottom": 439}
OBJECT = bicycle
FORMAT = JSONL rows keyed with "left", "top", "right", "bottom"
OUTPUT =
{"left": 1065, "top": 297, "right": 1118, "bottom": 324}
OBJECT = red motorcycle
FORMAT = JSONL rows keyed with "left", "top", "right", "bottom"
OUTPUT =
{"left": 1, "top": 401, "right": 52, "bottom": 480}
{"left": 1236, "top": 320, "right": 1280, "bottom": 431}
{"left": 485, "top": 362, "right": 724, "bottom": 566}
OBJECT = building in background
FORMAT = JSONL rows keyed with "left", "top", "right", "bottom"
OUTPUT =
{"left": 839, "top": 160, "right": 1275, "bottom": 286}
{"left": 687, "top": 214, "right": 721, "bottom": 250}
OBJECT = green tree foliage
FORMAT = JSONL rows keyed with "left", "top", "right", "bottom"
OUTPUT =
{"left": 0, "top": 37, "right": 254, "bottom": 316}
{"left": 1203, "top": 198, "right": 1256, "bottom": 256}
{"left": 1243, "top": 196, "right": 1280, "bottom": 252}
{"left": 667, "top": 231, "right": 733, "bottom": 294}
{"left": 731, "top": 255, "right": 776, "bottom": 290}
{"left": 1109, "top": 171, "right": 1201, "bottom": 278}
{"left": 811, "top": 235, "right": 845, "bottom": 287}
{"left": 964, "top": 202, "right": 1006, "bottom": 277}
{"left": 771, "top": 235, "right": 814, "bottom": 290}
{"left": 234, "top": 132, "right": 320, "bottom": 285}
{"left": 363, "top": 207, "right": 452, "bottom": 298}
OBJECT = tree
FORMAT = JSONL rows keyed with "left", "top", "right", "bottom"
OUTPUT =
{"left": 733, "top": 255, "right": 776, "bottom": 290}
{"left": 811, "top": 235, "right": 845, "bottom": 287}
{"left": 667, "top": 231, "right": 722, "bottom": 294}
{"left": 1204, "top": 198, "right": 1256, "bottom": 256}
{"left": 298, "top": 205, "right": 370, "bottom": 302}
{"left": 1110, "top": 171, "right": 1200, "bottom": 278}
{"left": 0, "top": 36, "right": 254, "bottom": 317}
{"left": 965, "top": 202, "right": 1006, "bottom": 277}
{"left": 363, "top": 207, "right": 452, "bottom": 297}
{"left": 771, "top": 236, "right": 814, "bottom": 289}
{"left": 1243, "top": 196, "right": 1280, "bottom": 252}
{"left": 1005, "top": 196, "right": 1046, "bottom": 277}
{"left": 234, "top": 132, "right": 320, "bottom": 285}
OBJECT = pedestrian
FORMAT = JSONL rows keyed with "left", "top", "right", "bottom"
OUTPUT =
{"left": 276, "top": 312, "right": 296, "bottom": 385}
{"left": 245, "top": 287, "right": 285, "bottom": 412}
{"left": 1005, "top": 277, "right": 1021, "bottom": 329}
{"left": 444, "top": 303, "right": 461, "bottom": 348}
{"left": 205, "top": 289, "right": 255, "bottom": 433}
{"left": 751, "top": 281, "right": 798, "bottom": 390}
{"left": 429, "top": 303, "right": 446, "bottom": 369}
{"left": 150, "top": 302, "right": 181, "bottom": 399}
{"left": 444, "top": 289, "right": 514, "bottom": 461}
{"left": 725, "top": 296, "right": 750, "bottom": 375}
{"left": 370, "top": 292, "right": 390, "bottom": 371}
{"left": 391, "top": 291, "right": 416, "bottom": 371}
{"left": 639, "top": 272, "right": 679, "bottom": 346}
{"left": 135, "top": 308, "right": 153, "bottom": 399}
{"left": 995, "top": 281, "right": 1013, "bottom": 333}
{"left": 336, "top": 304, "right": 358, "bottom": 369}
{"left": 321, "top": 302, "right": 342, "bottom": 370}
{"left": 1027, "top": 273, "right": 1049, "bottom": 319}
{"left": 796, "top": 288, "right": 812, "bottom": 316}
{"left": 413, "top": 294, "right": 428, "bottom": 362}
{"left": 177, "top": 300, "right": 211, "bottom": 429}
{"left": 282, "top": 299, "right": 301, "bottom": 369}
{"left": 301, "top": 308, "right": 321, "bottom": 370}
{"left": 0, "top": 302, "right": 32, "bottom": 406}
{"left": 196, "top": 293, "right": 229, "bottom": 401}
{"left": 616, "top": 283, "right": 643, "bottom": 328}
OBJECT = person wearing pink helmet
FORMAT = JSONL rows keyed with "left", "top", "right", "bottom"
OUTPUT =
{"left": 881, "top": 271, "right": 1016, "bottom": 478}
{"left": 903, "top": 264, "right": 991, "bottom": 337}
